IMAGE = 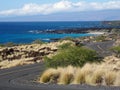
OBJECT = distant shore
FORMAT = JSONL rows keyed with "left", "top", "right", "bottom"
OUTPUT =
{"left": 0, "top": 27, "right": 119, "bottom": 44}
{"left": 34, "top": 27, "right": 117, "bottom": 34}
{"left": 87, "top": 31, "right": 106, "bottom": 35}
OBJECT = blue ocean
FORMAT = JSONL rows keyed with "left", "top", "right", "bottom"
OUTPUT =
{"left": 0, "top": 21, "right": 113, "bottom": 44}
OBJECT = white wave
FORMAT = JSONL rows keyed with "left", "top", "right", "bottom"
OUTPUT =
{"left": 42, "top": 38, "right": 50, "bottom": 41}
{"left": 28, "top": 30, "right": 34, "bottom": 33}
{"left": 28, "top": 30, "right": 43, "bottom": 34}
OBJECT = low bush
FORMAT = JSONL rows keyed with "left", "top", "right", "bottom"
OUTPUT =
{"left": 59, "top": 37, "right": 74, "bottom": 42}
{"left": 0, "top": 42, "right": 17, "bottom": 47}
{"left": 32, "top": 39, "right": 44, "bottom": 44}
{"left": 57, "top": 42, "right": 73, "bottom": 50}
{"left": 111, "top": 46, "right": 120, "bottom": 57}
{"left": 45, "top": 46, "right": 98, "bottom": 68}
{"left": 95, "top": 35, "right": 106, "bottom": 42}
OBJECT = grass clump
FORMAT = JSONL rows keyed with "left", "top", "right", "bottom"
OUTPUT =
{"left": 74, "top": 64, "right": 93, "bottom": 84}
{"left": 90, "top": 70, "right": 104, "bottom": 85}
{"left": 73, "top": 69, "right": 87, "bottom": 84}
{"left": 39, "top": 68, "right": 60, "bottom": 83}
{"left": 39, "top": 63, "right": 120, "bottom": 86}
{"left": 59, "top": 72, "right": 73, "bottom": 85}
{"left": 104, "top": 71, "right": 117, "bottom": 86}
{"left": 114, "top": 72, "right": 120, "bottom": 86}
{"left": 58, "top": 66, "right": 74, "bottom": 85}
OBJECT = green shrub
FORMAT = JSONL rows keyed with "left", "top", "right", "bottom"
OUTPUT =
{"left": 45, "top": 46, "right": 98, "bottom": 68}
{"left": 0, "top": 44, "right": 4, "bottom": 47}
{"left": 111, "top": 46, "right": 120, "bottom": 53}
{"left": 111, "top": 46, "right": 120, "bottom": 57}
{"left": 0, "top": 42, "right": 17, "bottom": 47}
{"left": 111, "top": 29, "right": 120, "bottom": 34}
{"left": 59, "top": 37, "right": 74, "bottom": 42}
{"left": 58, "top": 42, "right": 73, "bottom": 50}
{"left": 32, "top": 39, "right": 44, "bottom": 44}
{"left": 95, "top": 35, "right": 106, "bottom": 42}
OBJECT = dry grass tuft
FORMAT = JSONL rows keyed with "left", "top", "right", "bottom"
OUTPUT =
{"left": 0, "top": 59, "right": 34, "bottom": 69}
{"left": 75, "top": 64, "right": 93, "bottom": 84}
{"left": 39, "top": 68, "right": 60, "bottom": 83}
{"left": 58, "top": 65, "right": 75, "bottom": 85}
{"left": 59, "top": 72, "right": 73, "bottom": 85}
{"left": 104, "top": 71, "right": 117, "bottom": 86}
{"left": 90, "top": 70, "right": 104, "bottom": 85}
{"left": 72, "top": 68, "right": 81, "bottom": 84}
{"left": 114, "top": 72, "right": 120, "bottom": 86}
{"left": 39, "top": 56, "right": 120, "bottom": 86}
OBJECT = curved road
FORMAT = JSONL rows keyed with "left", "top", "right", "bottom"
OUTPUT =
{"left": 0, "top": 63, "right": 120, "bottom": 90}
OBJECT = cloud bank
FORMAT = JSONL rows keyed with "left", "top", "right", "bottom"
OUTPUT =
{"left": 0, "top": 0, "right": 120, "bottom": 16}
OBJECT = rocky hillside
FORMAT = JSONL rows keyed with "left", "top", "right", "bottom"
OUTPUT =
{"left": 0, "top": 40, "right": 73, "bottom": 69}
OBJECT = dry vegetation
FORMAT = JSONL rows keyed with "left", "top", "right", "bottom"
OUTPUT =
{"left": 0, "top": 40, "right": 73, "bottom": 69}
{"left": 39, "top": 56, "right": 120, "bottom": 86}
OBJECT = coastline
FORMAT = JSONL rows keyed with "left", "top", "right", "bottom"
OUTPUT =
{"left": 0, "top": 28, "right": 120, "bottom": 87}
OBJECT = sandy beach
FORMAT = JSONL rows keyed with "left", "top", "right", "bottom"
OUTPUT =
{"left": 88, "top": 31, "right": 106, "bottom": 35}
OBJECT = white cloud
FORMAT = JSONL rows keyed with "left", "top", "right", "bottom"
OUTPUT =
{"left": 0, "top": 0, "right": 120, "bottom": 16}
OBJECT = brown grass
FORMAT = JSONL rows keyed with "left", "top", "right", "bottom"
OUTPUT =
{"left": 0, "top": 59, "right": 34, "bottom": 69}
{"left": 114, "top": 72, "right": 120, "bottom": 86}
{"left": 58, "top": 66, "right": 75, "bottom": 85}
{"left": 90, "top": 70, "right": 104, "bottom": 85}
{"left": 39, "top": 56, "right": 120, "bottom": 86}
{"left": 39, "top": 68, "right": 60, "bottom": 83}
{"left": 0, "top": 40, "right": 74, "bottom": 69}
{"left": 104, "top": 71, "right": 117, "bottom": 86}
{"left": 73, "top": 64, "right": 93, "bottom": 84}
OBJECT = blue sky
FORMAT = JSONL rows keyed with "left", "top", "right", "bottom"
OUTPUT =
{"left": 0, "top": 0, "right": 120, "bottom": 21}
{"left": 0, "top": 0, "right": 114, "bottom": 10}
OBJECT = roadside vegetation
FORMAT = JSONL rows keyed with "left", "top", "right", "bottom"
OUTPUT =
{"left": 111, "top": 46, "right": 120, "bottom": 58}
{"left": 39, "top": 61, "right": 120, "bottom": 86}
